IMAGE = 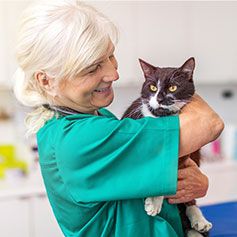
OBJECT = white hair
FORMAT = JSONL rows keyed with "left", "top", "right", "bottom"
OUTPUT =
{"left": 13, "top": 0, "right": 118, "bottom": 136}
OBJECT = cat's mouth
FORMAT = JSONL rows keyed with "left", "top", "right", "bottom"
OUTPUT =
{"left": 148, "top": 102, "right": 181, "bottom": 116}
{"left": 158, "top": 100, "right": 187, "bottom": 110}
{"left": 149, "top": 106, "right": 176, "bottom": 116}
{"left": 159, "top": 104, "right": 174, "bottom": 109}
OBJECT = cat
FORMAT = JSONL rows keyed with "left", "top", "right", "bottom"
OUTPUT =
{"left": 122, "top": 57, "right": 212, "bottom": 237}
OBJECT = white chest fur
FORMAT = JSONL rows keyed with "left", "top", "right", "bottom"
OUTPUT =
{"left": 141, "top": 103, "right": 156, "bottom": 118}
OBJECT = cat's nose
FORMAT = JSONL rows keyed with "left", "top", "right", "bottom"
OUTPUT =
{"left": 157, "top": 97, "right": 164, "bottom": 103}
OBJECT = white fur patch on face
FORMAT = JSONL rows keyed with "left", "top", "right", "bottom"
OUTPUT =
{"left": 149, "top": 92, "right": 159, "bottom": 109}
{"left": 148, "top": 80, "right": 160, "bottom": 109}
{"left": 141, "top": 103, "right": 156, "bottom": 118}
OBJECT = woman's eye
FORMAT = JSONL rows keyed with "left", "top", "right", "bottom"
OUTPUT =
{"left": 150, "top": 85, "right": 157, "bottom": 92}
{"left": 110, "top": 54, "right": 118, "bottom": 69}
{"left": 168, "top": 85, "right": 177, "bottom": 92}
{"left": 88, "top": 64, "right": 101, "bottom": 74}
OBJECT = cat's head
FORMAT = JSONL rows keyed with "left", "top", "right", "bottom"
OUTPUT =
{"left": 139, "top": 57, "right": 195, "bottom": 116}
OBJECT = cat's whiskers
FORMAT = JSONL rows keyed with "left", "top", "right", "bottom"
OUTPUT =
{"left": 159, "top": 100, "right": 187, "bottom": 113}
{"left": 124, "top": 103, "right": 143, "bottom": 119}
{"left": 172, "top": 99, "right": 189, "bottom": 103}
{"left": 160, "top": 104, "right": 179, "bottom": 112}
{"left": 132, "top": 107, "right": 142, "bottom": 118}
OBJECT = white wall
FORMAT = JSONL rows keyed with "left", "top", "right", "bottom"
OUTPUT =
{"left": 89, "top": 1, "right": 237, "bottom": 85}
{"left": 1, "top": 1, "right": 237, "bottom": 87}
{"left": 0, "top": 1, "right": 30, "bottom": 87}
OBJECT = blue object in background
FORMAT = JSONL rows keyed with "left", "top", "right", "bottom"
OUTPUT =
{"left": 201, "top": 201, "right": 237, "bottom": 237}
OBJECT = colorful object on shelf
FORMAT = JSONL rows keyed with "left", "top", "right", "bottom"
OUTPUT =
{"left": 0, "top": 145, "right": 28, "bottom": 179}
{"left": 212, "top": 139, "right": 221, "bottom": 156}
{"left": 201, "top": 201, "right": 237, "bottom": 237}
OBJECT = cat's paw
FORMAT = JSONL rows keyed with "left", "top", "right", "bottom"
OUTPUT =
{"left": 187, "top": 230, "right": 204, "bottom": 237}
{"left": 145, "top": 199, "right": 161, "bottom": 216}
{"left": 144, "top": 197, "right": 163, "bottom": 216}
{"left": 191, "top": 218, "right": 212, "bottom": 233}
{"left": 186, "top": 205, "right": 212, "bottom": 233}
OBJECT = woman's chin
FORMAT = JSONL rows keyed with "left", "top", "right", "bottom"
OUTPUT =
{"left": 92, "top": 88, "right": 114, "bottom": 108}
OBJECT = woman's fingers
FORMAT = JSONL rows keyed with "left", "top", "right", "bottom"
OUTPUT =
{"left": 168, "top": 195, "right": 192, "bottom": 204}
{"left": 176, "top": 180, "right": 186, "bottom": 191}
{"left": 166, "top": 190, "right": 185, "bottom": 200}
{"left": 178, "top": 158, "right": 197, "bottom": 179}
{"left": 181, "top": 157, "right": 197, "bottom": 167}
{"left": 177, "top": 169, "right": 186, "bottom": 179}
{"left": 166, "top": 158, "right": 209, "bottom": 204}
{"left": 165, "top": 181, "right": 193, "bottom": 203}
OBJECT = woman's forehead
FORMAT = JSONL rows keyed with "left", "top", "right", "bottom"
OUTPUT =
{"left": 84, "top": 42, "right": 115, "bottom": 71}
{"left": 95, "top": 42, "right": 115, "bottom": 63}
{"left": 75, "top": 41, "right": 115, "bottom": 77}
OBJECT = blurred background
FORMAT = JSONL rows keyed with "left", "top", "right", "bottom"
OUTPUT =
{"left": 0, "top": 1, "right": 237, "bottom": 236}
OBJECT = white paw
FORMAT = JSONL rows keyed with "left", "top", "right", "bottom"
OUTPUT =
{"left": 187, "top": 229, "right": 204, "bottom": 237}
{"left": 191, "top": 217, "right": 212, "bottom": 233}
{"left": 186, "top": 205, "right": 212, "bottom": 233}
{"left": 144, "top": 197, "right": 163, "bottom": 216}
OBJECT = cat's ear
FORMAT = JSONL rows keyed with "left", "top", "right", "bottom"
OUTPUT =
{"left": 180, "top": 57, "right": 195, "bottom": 80}
{"left": 139, "top": 58, "right": 156, "bottom": 78}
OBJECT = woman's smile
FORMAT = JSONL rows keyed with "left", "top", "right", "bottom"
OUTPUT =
{"left": 94, "top": 85, "right": 112, "bottom": 93}
{"left": 91, "top": 84, "right": 114, "bottom": 108}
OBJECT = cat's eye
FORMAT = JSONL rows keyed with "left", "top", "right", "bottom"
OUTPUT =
{"left": 150, "top": 85, "right": 157, "bottom": 92}
{"left": 168, "top": 85, "right": 177, "bottom": 92}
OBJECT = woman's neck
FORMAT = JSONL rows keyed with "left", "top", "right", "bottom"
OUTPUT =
{"left": 50, "top": 97, "right": 98, "bottom": 115}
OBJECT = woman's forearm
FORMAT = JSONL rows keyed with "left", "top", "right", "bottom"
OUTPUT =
{"left": 179, "top": 94, "right": 224, "bottom": 157}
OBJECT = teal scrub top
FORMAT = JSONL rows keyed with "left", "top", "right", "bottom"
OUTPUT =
{"left": 37, "top": 108, "right": 184, "bottom": 237}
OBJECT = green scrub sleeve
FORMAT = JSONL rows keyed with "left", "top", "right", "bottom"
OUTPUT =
{"left": 55, "top": 114, "right": 180, "bottom": 203}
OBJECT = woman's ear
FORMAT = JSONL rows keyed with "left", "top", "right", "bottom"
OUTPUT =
{"left": 34, "top": 71, "right": 57, "bottom": 96}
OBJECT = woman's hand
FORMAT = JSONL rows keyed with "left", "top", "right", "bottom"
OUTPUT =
{"left": 166, "top": 158, "right": 208, "bottom": 204}
{"left": 179, "top": 94, "right": 224, "bottom": 157}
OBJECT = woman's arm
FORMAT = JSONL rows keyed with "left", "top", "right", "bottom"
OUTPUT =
{"left": 169, "top": 94, "right": 224, "bottom": 203}
{"left": 51, "top": 114, "right": 180, "bottom": 202}
{"left": 179, "top": 94, "right": 224, "bottom": 157}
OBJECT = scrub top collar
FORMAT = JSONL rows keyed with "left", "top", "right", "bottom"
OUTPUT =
{"left": 42, "top": 104, "right": 101, "bottom": 116}
{"left": 42, "top": 104, "right": 83, "bottom": 116}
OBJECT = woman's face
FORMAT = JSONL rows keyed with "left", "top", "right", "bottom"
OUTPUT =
{"left": 55, "top": 43, "right": 119, "bottom": 114}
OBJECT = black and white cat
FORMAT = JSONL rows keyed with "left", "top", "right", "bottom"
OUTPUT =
{"left": 122, "top": 57, "right": 212, "bottom": 237}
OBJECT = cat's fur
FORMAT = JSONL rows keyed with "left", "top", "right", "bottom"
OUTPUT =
{"left": 122, "top": 58, "right": 212, "bottom": 237}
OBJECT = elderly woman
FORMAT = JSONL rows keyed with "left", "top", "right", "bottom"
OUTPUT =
{"left": 13, "top": 1, "right": 223, "bottom": 237}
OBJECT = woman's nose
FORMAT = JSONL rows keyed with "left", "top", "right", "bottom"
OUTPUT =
{"left": 103, "top": 61, "right": 119, "bottom": 82}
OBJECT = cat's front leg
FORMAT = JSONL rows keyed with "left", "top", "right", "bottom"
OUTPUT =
{"left": 144, "top": 196, "right": 164, "bottom": 216}
{"left": 186, "top": 205, "right": 212, "bottom": 233}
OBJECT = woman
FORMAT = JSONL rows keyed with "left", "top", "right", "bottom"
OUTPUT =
{"left": 13, "top": 1, "right": 224, "bottom": 237}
